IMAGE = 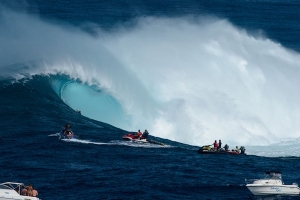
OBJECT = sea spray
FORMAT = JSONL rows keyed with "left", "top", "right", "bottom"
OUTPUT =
{"left": 1, "top": 9, "right": 300, "bottom": 146}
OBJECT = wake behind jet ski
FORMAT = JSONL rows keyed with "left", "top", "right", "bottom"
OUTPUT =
{"left": 122, "top": 130, "right": 164, "bottom": 146}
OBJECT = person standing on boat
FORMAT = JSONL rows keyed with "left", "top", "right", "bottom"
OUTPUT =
{"left": 213, "top": 140, "right": 218, "bottom": 150}
{"left": 217, "top": 140, "right": 222, "bottom": 150}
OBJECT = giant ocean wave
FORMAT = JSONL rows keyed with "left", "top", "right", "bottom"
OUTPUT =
{"left": 1, "top": 8, "right": 300, "bottom": 146}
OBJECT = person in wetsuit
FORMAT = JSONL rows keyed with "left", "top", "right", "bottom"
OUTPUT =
{"left": 224, "top": 144, "right": 229, "bottom": 151}
{"left": 217, "top": 140, "right": 222, "bottom": 150}
{"left": 136, "top": 130, "right": 142, "bottom": 139}
{"left": 142, "top": 129, "right": 149, "bottom": 139}
{"left": 62, "top": 122, "right": 72, "bottom": 135}
{"left": 240, "top": 146, "right": 246, "bottom": 154}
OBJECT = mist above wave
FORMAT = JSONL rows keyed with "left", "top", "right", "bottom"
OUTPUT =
{"left": 1, "top": 8, "right": 300, "bottom": 146}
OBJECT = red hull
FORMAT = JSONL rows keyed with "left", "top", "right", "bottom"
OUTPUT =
{"left": 122, "top": 133, "right": 148, "bottom": 142}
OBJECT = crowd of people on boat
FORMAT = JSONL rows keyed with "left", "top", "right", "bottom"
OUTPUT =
{"left": 212, "top": 140, "right": 246, "bottom": 153}
{"left": 21, "top": 184, "right": 38, "bottom": 197}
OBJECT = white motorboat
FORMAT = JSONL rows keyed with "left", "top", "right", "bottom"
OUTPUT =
{"left": 245, "top": 171, "right": 300, "bottom": 195}
{"left": 0, "top": 182, "right": 40, "bottom": 200}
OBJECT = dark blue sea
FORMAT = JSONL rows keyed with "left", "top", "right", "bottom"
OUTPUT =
{"left": 1, "top": 1, "right": 300, "bottom": 199}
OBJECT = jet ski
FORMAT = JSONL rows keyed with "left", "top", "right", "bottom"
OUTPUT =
{"left": 59, "top": 130, "right": 76, "bottom": 139}
{"left": 198, "top": 145, "right": 246, "bottom": 155}
{"left": 60, "top": 122, "right": 76, "bottom": 139}
{"left": 122, "top": 133, "right": 165, "bottom": 146}
{"left": 122, "top": 133, "right": 148, "bottom": 143}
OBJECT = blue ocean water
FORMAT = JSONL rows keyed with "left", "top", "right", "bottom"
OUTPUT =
{"left": 1, "top": 1, "right": 300, "bottom": 199}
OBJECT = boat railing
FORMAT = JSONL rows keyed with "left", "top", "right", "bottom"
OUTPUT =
{"left": 245, "top": 179, "right": 260, "bottom": 184}
{"left": 245, "top": 178, "right": 282, "bottom": 185}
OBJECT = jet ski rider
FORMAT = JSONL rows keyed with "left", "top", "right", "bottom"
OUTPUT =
{"left": 142, "top": 129, "right": 149, "bottom": 139}
{"left": 136, "top": 130, "right": 142, "bottom": 139}
{"left": 62, "top": 122, "right": 72, "bottom": 135}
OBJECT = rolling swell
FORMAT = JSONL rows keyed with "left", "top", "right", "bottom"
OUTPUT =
{"left": 1, "top": 3, "right": 300, "bottom": 147}
{"left": 0, "top": 75, "right": 121, "bottom": 140}
{"left": 1, "top": 1, "right": 300, "bottom": 200}
{"left": 0, "top": 74, "right": 175, "bottom": 145}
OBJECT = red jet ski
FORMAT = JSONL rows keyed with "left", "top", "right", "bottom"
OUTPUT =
{"left": 122, "top": 133, "right": 149, "bottom": 143}
{"left": 122, "top": 132, "right": 165, "bottom": 146}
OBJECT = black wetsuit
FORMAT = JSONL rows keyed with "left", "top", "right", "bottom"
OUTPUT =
{"left": 224, "top": 144, "right": 229, "bottom": 151}
{"left": 62, "top": 124, "right": 72, "bottom": 135}
{"left": 240, "top": 147, "right": 246, "bottom": 154}
{"left": 218, "top": 141, "right": 222, "bottom": 150}
{"left": 142, "top": 131, "right": 149, "bottom": 138}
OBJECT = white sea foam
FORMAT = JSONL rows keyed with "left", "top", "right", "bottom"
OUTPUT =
{"left": 2, "top": 9, "right": 300, "bottom": 147}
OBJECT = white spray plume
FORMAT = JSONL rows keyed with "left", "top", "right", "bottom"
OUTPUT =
{"left": 1, "top": 9, "right": 300, "bottom": 146}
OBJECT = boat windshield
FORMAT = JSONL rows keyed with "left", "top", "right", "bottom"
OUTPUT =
{"left": 0, "top": 184, "right": 12, "bottom": 190}
{"left": 0, "top": 182, "right": 24, "bottom": 194}
{"left": 263, "top": 172, "right": 282, "bottom": 180}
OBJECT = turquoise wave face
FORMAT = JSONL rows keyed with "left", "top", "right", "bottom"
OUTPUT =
{"left": 50, "top": 76, "right": 131, "bottom": 130}
{"left": 3, "top": 5, "right": 300, "bottom": 146}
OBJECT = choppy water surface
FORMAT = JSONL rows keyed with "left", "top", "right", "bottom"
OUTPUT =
{"left": 1, "top": 1, "right": 300, "bottom": 199}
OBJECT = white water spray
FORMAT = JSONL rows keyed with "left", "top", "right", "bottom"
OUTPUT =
{"left": 1, "top": 9, "right": 300, "bottom": 146}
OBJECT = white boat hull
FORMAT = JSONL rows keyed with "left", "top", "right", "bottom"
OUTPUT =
{"left": 0, "top": 182, "right": 39, "bottom": 200}
{"left": 0, "top": 197, "right": 39, "bottom": 200}
{"left": 246, "top": 184, "right": 300, "bottom": 195}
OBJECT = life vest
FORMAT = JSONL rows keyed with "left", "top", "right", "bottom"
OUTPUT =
{"left": 137, "top": 131, "right": 142, "bottom": 136}
{"left": 213, "top": 142, "right": 218, "bottom": 149}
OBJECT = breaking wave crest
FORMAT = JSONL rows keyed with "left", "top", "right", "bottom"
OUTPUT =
{"left": 2, "top": 8, "right": 300, "bottom": 146}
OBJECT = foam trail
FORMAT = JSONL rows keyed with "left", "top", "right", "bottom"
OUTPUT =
{"left": 62, "top": 138, "right": 108, "bottom": 145}
{"left": 1, "top": 8, "right": 300, "bottom": 146}
{"left": 62, "top": 138, "right": 169, "bottom": 148}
